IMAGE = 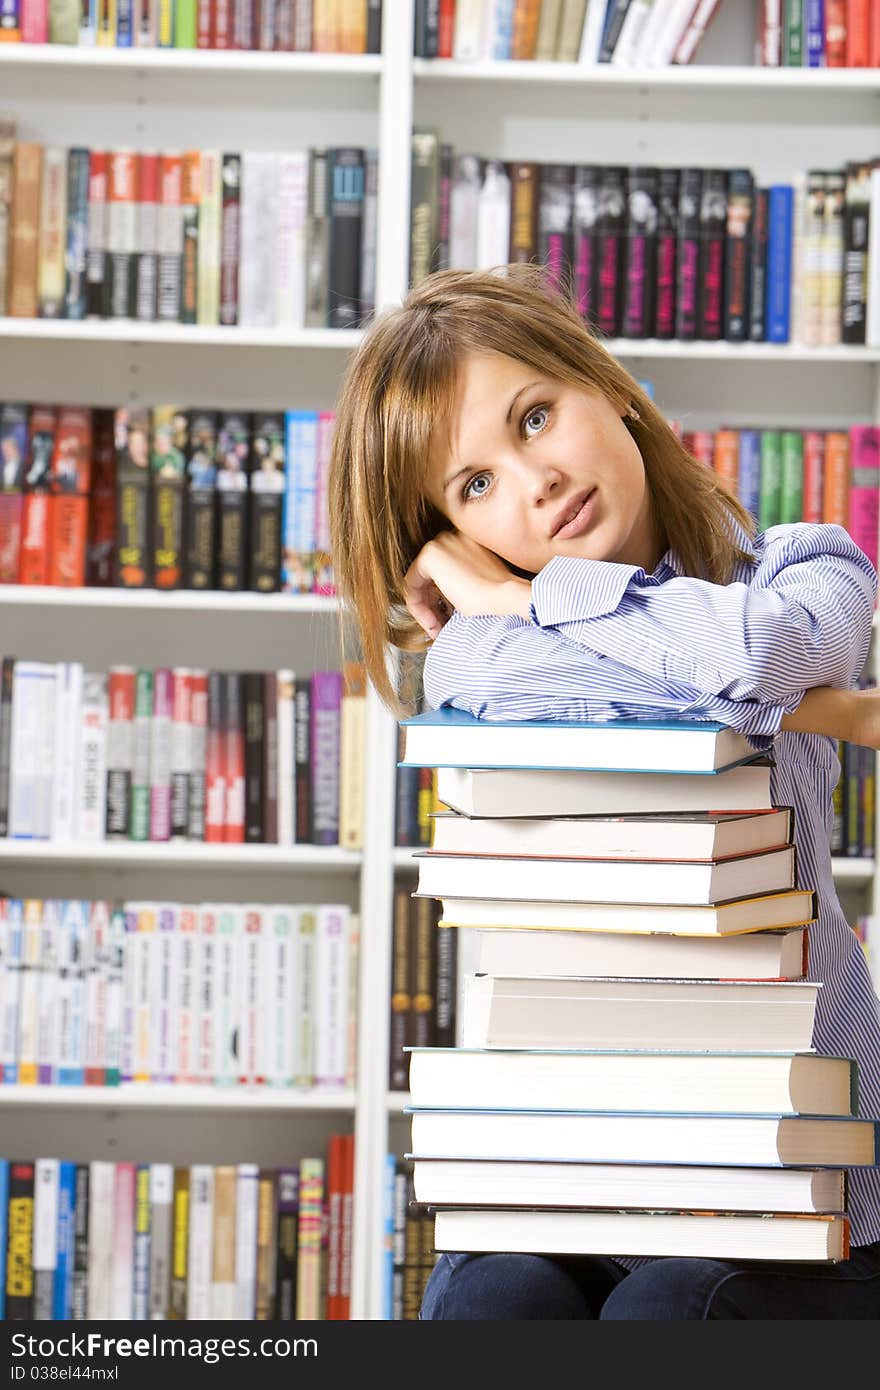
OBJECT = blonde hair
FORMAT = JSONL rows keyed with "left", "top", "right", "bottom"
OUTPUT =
{"left": 329, "top": 264, "right": 755, "bottom": 710}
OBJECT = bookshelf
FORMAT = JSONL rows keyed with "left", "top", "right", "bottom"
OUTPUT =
{"left": 1, "top": 0, "right": 879, "bottom": 1321}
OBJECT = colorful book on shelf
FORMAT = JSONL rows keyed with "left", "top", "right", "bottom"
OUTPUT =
{"left": 406, "top": 1047, "right": 857, "bottom": 1117}
{"left": 400, "top": 708, "right": 758, "bottom": 774}
{"left": 430, "top": 1207, "right": 851, "bottom": 1263}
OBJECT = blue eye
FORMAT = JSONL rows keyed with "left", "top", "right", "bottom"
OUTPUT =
{"left": 463, "top": 472, "right": 492, "bottom": 502}
{"left": 523, "top": 406, "right": 548, "bottom": 437}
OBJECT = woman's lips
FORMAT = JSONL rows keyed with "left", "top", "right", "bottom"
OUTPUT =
{"left": 554, "top": 488, "right": 597, "bottom": 540}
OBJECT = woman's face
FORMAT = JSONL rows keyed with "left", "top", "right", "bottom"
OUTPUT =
{"left": 425, "top": 351, "right": 663, "bottom": 577}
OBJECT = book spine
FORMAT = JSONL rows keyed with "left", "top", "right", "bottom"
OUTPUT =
{"left": 848, "top": 425, "right": 880, "bottom": 572}
{"left": 309, "top": 669, "right": 342, "bottom": 846}
{"left": 304, "top": 147, "right": 330, "bottom": 326}
{"left": 104, "top": 906, "right": 125, "bottom": 1087}
{"left": 675, "top": 166, "right": 702, "bottom": 339}
{"left": 184, "top": 408, "right": 218, "bottom": 590}
{"left": 105, "top": 149, "right": 138, "bottom": 319}
{"left": 148, "top": 1163, "right": 173, "bottom": 1320}
{"left": 70, "top": 1165, "right": 89, "bottom": 1321}
{"left": 723, "top": 169, "right": 754, "bottom": 342}
{"left": 157, "top": 151, "right": 183, "bottom": 322}
{"left": 149, "top": 667, "right": 173, "bottom": 842}
{"left": 84, "top": 901, "right": 109, "bottom": 1087}
{"left": 254, "top": 1170, "right": 277, "bottom": 1320}
{"left": 216, "top": 410, "right": 251, "bottom": 591}
{"left": 6, "top": 1162, "right": 36, "bottom": 1320}
{"left": 130, "top": 668, "right": 153, "bottom": 841}
{"left": 106, "top": 665, "right": 135, "bottom": 839}
{"left": 748, "top": 186, "right": 770, "bottom": 340}
{"left": 621, "top": 166, "right": 658, "bottom": 340}
{"left": 205, "top": 671, "right": 226, "bottom": 844}
{"left": 64, "top": 148, "right": 90, "bottom": 320}
{"left": 766, "top": 183, "right": 794, "bottom": 343}
{"left": 185, "top": 1166, "right": 214, "bottom": 1321}
{"left": 759, "top": 430, "right": 784, "bottom": 529}
{"left": 187, "top": 669, "right": 208, "bottom": 840}
{"left": 168, "top": 1167, "right": 189, "bottom": 1320}
{"left": 736, "top": 429, "right": 762, "bottom": 522}
{"left": 276, "top": 150, "right": 308, "bottom": 329}
{"left": 132, "top": 1164, "right": 151, "bottom": 1321}
{"left": 294, "top": 1159, "right": 323, "bottom": 1320}
{"left": 9, "top": 144, "right": 42, "bottom": 319}
{"left": 223, "top": 671, "right": 246, "bottom": 843}
{"left": 170, "top": 667, "right": 193, "bottom": 840}
{"left": 244, "top": 670, "right": 265, "bottom": 843}
{"left": 780, "top": 428, "right": 805, "bottom": 524}
{"left": 76, "top": 673, "right": 107, "bottom": 843}
{"left": 134, "top": 150, "right": 158, "bottom": 322}
{"left": 273, "top": 1167, "right": 298, "bottom": 1319}
{"left": 842, "top": 159, "right": 871, "bottom": 345}
{"left": 234, "top": 1165, "right": 259, "bottom": 1320}
{"left": 327, "top": 147, "right": 365, "bottom": 328}
{"left": 509, "top": 159, "right": 540, "bottom": 268}
{"left": 239, "top": 150, "right": 278, "bottom": 328}
{"left": 196, "top": 150, "right": 222, "bottom": 326}
{"left": 219, "top": 152, "right": 241, "bottom": 326}
{"left": 85, "top": 151, "right": 108, "bottom": 318}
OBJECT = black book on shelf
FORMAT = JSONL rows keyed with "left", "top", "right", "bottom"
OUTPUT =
{"left": 748, "top": 186, "right": 770, "bottom": 342}
{"left": 244, "top": 670, "right": 265, "bottom": 844}
{"left": 215, "top": 410, "right": 251, "bottom": 592}
{"left": 305, "top": 148, "right": 330, "bottom": 328}
{"left": 621, "top": 166, "right": 658, "bottom": 341}
{"left": 434, "top": 142, "right": 454, "bottom": 273}
{"left": 219, "top": 152, "right": 241, "bottom": 328}
{"left": 248, "top": 411, "right": 284, "bottom": 594}
{"left": 723, "top": 168, "right": 754, "bottom": 342}
{"left": 572, "top": 164, "right": 599, "bottom": 329}
{"left": 294, "top": 675, "right": 312, "bottom": 844}
{"left": 367, "top": 0, "right": 383, "bottom": 53}
{"left": 654, "top": 167, "right": 679, "bottom": 339}
{"left": 184, "top": 408, "right": 218, "bottom": 591}
{"left": 114, "top": 406, "right": 153, "bottom": 588}
{"left": 150, "top": 405, "right": 188, "bottom": 591}
{"left": 537, "top": 163, "right": 575, "bottom": 301}
{"left": 698, "top": 168, "right": 728, "bottom": 340}
{"left": 675, "top": 166, "right": 703, "bottom": 341}
{"left": 327, "top": 147, "right": 365, "bottom": 330}
{"left": 842, "top": 159, "right": 872, "bottom": 345}
{"left": 0, "top": 654, "right": 13, "bottom": 838}
{"left": 414, "top": 0, "right": 440, "bottom": 56}
{"left": 595, "top": 165, "right": 626, "bottom": 338}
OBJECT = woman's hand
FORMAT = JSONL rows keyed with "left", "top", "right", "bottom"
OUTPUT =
{"left": 781, "top": 685, "right": 880, "bottom": 748}
{"left": 403, "top": 531, "right": 533, "bottom": 638}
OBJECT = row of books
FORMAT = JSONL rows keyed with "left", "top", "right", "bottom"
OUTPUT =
{"left": 419, "top": 0, "right": 880, "bottom": 68}
{"left": 409, "top": 142, "right": 880, "bottom": 347}
{"left": 0, "top": 898, "right": 358, "bottom": 1090}
{"left": 0, "top": 0, "right": 382, "bottom": 51}
{"left": 388, "top": 890, "right": 452, "bottom": 1091}
{"left": 0, "top": 1145, "right": 355, "bottom": 1321}
{"left": 417, "top": 0, "right": 724, "bottom": 65}
{"left": 0, "top": 135, "right": 375, "bottom": 330}
{"left": 0, "top": 402, "right": 338, "bottom": 595}
{"left": 382, "top": 1156, "right": 435, "bottom": 1322}
{"left": 397, "top": 706, "right": 880, "bottom": 1263}
{"left": 756, "top": 0, "right": 880, "bottom": 67}
{"left": 680, "top": 424, "right": 880, "bottom": 567}
{"left": 0, "top": 660, "right": 365, "bottom": 848}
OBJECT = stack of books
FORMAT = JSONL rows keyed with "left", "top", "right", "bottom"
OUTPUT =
{"left": 399, "top": 708, "right": 880, "bottom": 1263}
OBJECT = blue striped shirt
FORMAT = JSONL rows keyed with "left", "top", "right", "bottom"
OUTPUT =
{"left": 424, "top": 521, "right": 880, "bottom": 1249}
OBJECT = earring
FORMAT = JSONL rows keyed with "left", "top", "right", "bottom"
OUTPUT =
{"left": 627, "top": 405, "right": 641, "bottom": 422}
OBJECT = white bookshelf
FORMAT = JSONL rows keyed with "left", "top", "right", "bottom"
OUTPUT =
{"left": 1, "top": 0, "right": 879, "bottom": 1320}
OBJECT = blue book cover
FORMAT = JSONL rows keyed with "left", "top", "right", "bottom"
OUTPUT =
{"left": 399, "top": 706, "right": 757, "bottom": 774}
{"left": 737, "top": 429, "right": 762, "bottom": 522}
{"left": 52, "top": 1162, "right": 76, "bottom": 1320}
{"left": 805, "top": 0, "right": 824, "bottom": 65}
{"left": 382, "top": 1152, "right": 396, "bottom": 1321}
{"left": 765, "top": 184, "right": 794, "bottom": 344}
{"left": 0, "top": 1158, "right": 8, "bottom": 1320}
{"left": 281, "top": 409, "right": 318, "bottom": 594}
{"left": 116, "top": 0, "right": 133, "bottom": 44}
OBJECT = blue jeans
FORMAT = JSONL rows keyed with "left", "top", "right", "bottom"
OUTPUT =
{"left": 420, "top": 1243, "right": 880, "bottom": 1319}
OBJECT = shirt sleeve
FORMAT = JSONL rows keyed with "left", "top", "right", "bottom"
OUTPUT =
{"left": 530, "top": 523, "right": 877, "bottom": 705}
{"left": 423, "top": 610, "right": 787, "bottom": 752}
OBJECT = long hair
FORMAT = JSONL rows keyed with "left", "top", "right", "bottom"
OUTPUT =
{"left": 329, "top": 264, "right": 755, "bottom": 710}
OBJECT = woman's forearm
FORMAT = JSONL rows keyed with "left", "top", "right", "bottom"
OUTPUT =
{"left": 780, "top": 687, "right": 855, "bottom": 741}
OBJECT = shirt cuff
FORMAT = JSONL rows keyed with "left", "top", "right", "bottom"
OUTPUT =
{"left": 530, "top": 555, "right": 646, "bottom": 626}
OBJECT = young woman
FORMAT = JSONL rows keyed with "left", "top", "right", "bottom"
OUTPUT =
{"left": 329, "top": 265, "right": 880, "bottom": 1319}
